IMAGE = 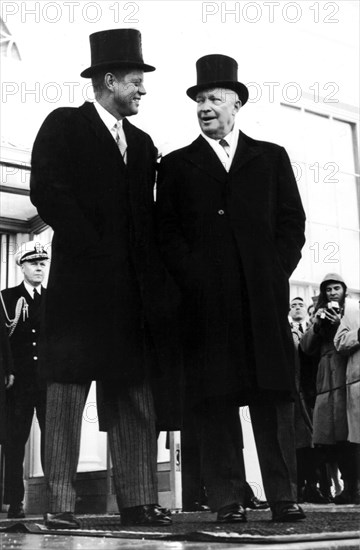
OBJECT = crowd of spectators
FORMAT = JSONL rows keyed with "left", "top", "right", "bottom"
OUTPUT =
{"left": 290, "top": 273, "right": 360, "bottom": 505}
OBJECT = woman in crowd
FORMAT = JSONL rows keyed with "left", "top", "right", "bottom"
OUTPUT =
{"left": 300, "top": 273, "right": 358, "bottom": 504}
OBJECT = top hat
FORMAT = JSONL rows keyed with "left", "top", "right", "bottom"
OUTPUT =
{"left": 80, "top": 29, "right": 155, "bottom": 78}
{"left": 15, "top": 241, "right": 49, "bottom": 266}
{"left": 186, "top": 54, "right": 248, "bottom": 105}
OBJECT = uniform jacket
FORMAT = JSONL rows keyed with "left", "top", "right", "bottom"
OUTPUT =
{"left": 157, "top": 131, "right": 306, "bottom": 404}
{"left": 30, "top": 101, "right": 180, "bottom": 387}
{"left": 1, "top": 283, "right": 44, "bottom": 393}
{"left": 334, "top": 299, "right": 360, "bottom": 444}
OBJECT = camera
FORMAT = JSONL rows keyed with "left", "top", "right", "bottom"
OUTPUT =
{"left": 328, "top": 301, "right": 340, "bottom": 313}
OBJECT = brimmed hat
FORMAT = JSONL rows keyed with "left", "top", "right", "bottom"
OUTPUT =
{"left": 15, "top": 241, "right": 49, "bottom": 266}
{"left": 80, "top": 28, "right": 155, "bottom": 78}
{"left": 320, "top": 273, "right": 347, "bottom": 293}
{"left": 186, "top": 54, "right": 249, "bottom": 105}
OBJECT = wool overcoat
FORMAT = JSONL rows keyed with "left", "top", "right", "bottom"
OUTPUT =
{"left": 30, "top": 102, "right": 180, "bottom": 394}
{"left": 334, "top": 299, "right": 360, "bottom": 444}
{"left": 156, "top": 131, "right": 306, "bottom": 405}
{"left": 300, "top": 319, "right": 348, "bottom": 445}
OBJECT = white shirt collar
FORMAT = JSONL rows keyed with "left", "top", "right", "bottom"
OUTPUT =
{"left": 94, "top": 100, "right": 124, "bottom": 133}
{"left": 201, "top": 128, "right": 239, "bottom": 172}
{"left": 24, "top": 281, "right": 41, "bottom": 298}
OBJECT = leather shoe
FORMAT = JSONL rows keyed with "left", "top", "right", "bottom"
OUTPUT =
{"left": 7, "top": 503, "right": 25, "bottom": 519}
{"left": 244, "top": 495, "right": 269, "bottom": 510}
{"left": 155, "top": 504, "right": 172, "bottom": 518}
{"left": 121, "top": 504, "right": 172, "bottom": 526}
{"left": 334, "top": 489, "right": 360, "bottom": 505}
{"left": 272, "top": 502, "right": 306, "bottom": 522}
{"left": 44, "top": 512, "right": 81, "bottom": 529}
{"left": 303, "top": 484, "right": 330, "bottom": 504}
{"left": 216, "top": 503, "right": 247, "bottom": 523}
{"left": 183, "top": 501, "right": 211, "bottom": 512}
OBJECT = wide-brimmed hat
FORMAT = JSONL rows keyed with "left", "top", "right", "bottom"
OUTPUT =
{"left": 186, "top": 54, "right": 249, "bottom": 105}
{"left": 15, "top": 241, "right": 49, "bottom": 266}
{"left": 80, "top": 29, "right": 155, "bottom": 78}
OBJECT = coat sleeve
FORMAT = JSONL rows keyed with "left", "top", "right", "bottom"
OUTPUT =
{"left": 275, "top": 147, "right": 306, "bottom": 276}
{"left": 300, "top": 324, "right": 321, "bottom": 357}
{"left": 30, "top": 109, "right": 102, "bottom": 257}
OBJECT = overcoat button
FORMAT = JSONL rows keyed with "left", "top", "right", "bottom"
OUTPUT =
{"left": 33, "top": 342, "right": 37, "bottom": 346}
{"left": 32, "top": 329, "right": 36, "bottom": 333}
{"left": 33, "top": 356, "right": 38, "bottom": 360}
{"left": 218, "top": 209, "right": 225, "bottom": 215}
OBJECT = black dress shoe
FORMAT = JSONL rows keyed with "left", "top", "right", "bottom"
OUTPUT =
{"left": 303, "top": 484, "right": 330, "bottom": 504}
{"left": 244, "top": 495, "right": 269, "bottom": 510}
{"left": 44, "top": 512, "right": 81, "bottom": 529}
{"left": 7, "top": 503, "right": 25, "bottom": 519}
{"left": 121, "top": 504, "right": 172, "bottom": 526}
{"left": 334, "top": 489, "right": 360, "bottom": 505}
{"left": 154, "top": 504, "right": 172, "bottom": 518}
{"left": 272, "top": 502, "right": 306, "bottom": 522}
{"left": 183, "top": 501, "right": 211, "bottom": 512}
{"left": 217, "top": 503, "right": 247, "bottom": 523}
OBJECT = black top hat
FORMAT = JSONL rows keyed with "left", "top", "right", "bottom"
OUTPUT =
{"left": 186, "top": 54, "right": 248, "bottom": 105}
{"left": 80, "top": 29, "right": 155, "bottom": 78}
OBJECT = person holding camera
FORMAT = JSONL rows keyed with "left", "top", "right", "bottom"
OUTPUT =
{"left": 300, "top": 273, "right": 358, "bottom": 503}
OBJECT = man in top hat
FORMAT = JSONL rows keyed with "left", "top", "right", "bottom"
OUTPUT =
{"left": 156, "top": 54, "right": 306, "bottom": 522}
{"left": 1, "top": 240, "right": 49, "bottom": 518}
{"left": 30, "top": 29, "right": 177, "bottom": 528}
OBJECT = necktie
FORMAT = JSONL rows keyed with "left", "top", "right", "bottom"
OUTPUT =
{"left": 298, "top": 323, "right": 304, "bottom": 334}
{"left": 33, "top": 287, "right": 41, "bottom": 305}
{"left": 114, "top": 122, "right": 127, "bottom": 164}
{"left": 219, "top": 138, "right": 230, "bottom": 157}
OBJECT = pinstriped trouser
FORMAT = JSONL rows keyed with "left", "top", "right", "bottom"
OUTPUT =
{"left": 44, "top": 380, "right": 158, "bottom": 513}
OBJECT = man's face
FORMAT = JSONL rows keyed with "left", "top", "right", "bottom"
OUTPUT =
{"left": 196, "top": 88, "right": 241, "bottom": 139}
{"left": 113, "top": 70, "right": 146, "bottom": 117}
{"left": 289, "top": 299, "right": 307, "bottom": 322}
{"left": 21, "top": 260, "right": 46, "bottom": 286}
{"left": 325, "top": 282, "right": 344, "bottom": 303}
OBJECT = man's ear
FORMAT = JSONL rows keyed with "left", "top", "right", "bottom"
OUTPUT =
{"left": 104, "top": 72, "right": 116, "bottom": 91}
{"left": 234, "top": 100, "right": 242, "bottom": 114}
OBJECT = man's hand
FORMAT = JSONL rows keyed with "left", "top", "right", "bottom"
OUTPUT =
{"left": 5, "top": 374, "right": 15, "bottom": 389}
{"left": 314, "top": 307, "right": 341, "bottom": 327}
{"left": 326, "top": 306, "right": 341, "bottom": 326}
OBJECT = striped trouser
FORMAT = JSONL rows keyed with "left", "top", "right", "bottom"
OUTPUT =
{"left": 45, "top": 380, "right": 158, "bottom": 513}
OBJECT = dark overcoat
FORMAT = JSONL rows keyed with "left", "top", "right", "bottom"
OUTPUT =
{"left": 156, "top": 131, "right": 306, "bottom": 405}
{"left": 30, "top": 102, "right": 180, "bottom": 395}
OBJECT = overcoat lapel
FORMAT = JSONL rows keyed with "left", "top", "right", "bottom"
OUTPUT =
{"left": 184, "top": 133, "right": 263, "bottom": 183}
{"left": 79, "top": 102, "right": 126, "bottom": 170}
{"left": 230, "top": 131, "right": 262, "bottom": 175}
{"left": 184, "top": 136, "right": 228, "bottom": 184}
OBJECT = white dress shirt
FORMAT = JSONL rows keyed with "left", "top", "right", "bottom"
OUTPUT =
{"left": 24, "top": 281, "right": 41, "bottom": 299}
{"left": 93, "top": 101, "right": 127, "bottom": 148}
{"left": 201, "top": 128, "right": 239, "bottom": 172}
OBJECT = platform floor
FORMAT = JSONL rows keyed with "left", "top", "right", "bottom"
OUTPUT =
{"left": 0, "top": 504, "right": 359, "bottom": 550}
